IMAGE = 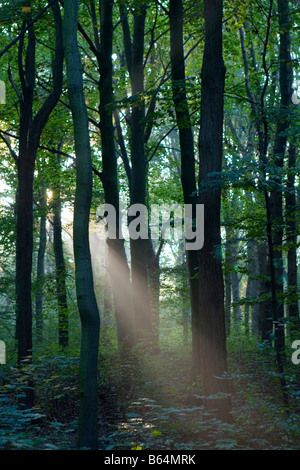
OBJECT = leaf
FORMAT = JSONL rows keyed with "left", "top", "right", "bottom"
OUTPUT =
{"left": 152, "top": 430, "right": 162, "bottom": 437}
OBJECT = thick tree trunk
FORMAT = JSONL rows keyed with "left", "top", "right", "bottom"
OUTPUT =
{"left": 169, "top": 0, "right": 199, "bottom": 375}
{"left": 16, "top": 154, "right": 34, "bottom": 366}
{"left": 14, "top": 17, "right": 36, "bottom": 407}
{"left": 256, "top": 241, "right": 273, "bottom": 340}
{"left": 63, "top": 0, "right": 100, "bottom": 449}
{"left": 15, "top": 2, "right": 63, "bottom": 409}
{"left": 197, "top": 0, "right": 231, "bottom": 420}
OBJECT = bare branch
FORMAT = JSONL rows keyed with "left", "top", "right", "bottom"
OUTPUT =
{"left": 0, "top": 130, "right": 18, "bottom": 164}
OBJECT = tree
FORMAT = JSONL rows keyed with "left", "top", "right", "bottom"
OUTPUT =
{"left": 1, "top": 1, "right": 64, "bottom": 407}
{"left": 35, "top": 177, "right": 47, "bottom": 343}
{"left": 63, "top": 0, "right": 100, "bottom": 449}
{"left": 169, "top": 0, "right": 231, "bottom": 419}
{"left": 52, "top": 152, "right": 69, "bottom": 349}
{"left": 197, "top": 0, "right": 231, "bottom": 419}
{"left": 169, "top": 0, "right": 199, "bottom": 373}
{"left": 119, "top": 2, "right": 153, "bottom": 341}
{"left": 98, "top": 0, "right": 135, "bottom": 356}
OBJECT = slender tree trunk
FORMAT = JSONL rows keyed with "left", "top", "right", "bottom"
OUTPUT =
{"left": 146, "top": 238, "right": 162, "bottom": 351}
{"left": 240, "top": 1, "right": 290, "bottom": 405}
{"left": 268, "top": 0, "right": 293, "bottom": 365}
{"left": 246, "top": 239, "right": 261, "bottom": 336}
{"left": 224, "top": 224, "right": 232, "bottom": 336}
{"left": 52, "top": 179, "right": 69, "bottom": 348}
{"left": 229, "top": 231, "right": 242, "bottom": 328}
{"left": 244, "top": 276, "right": 251, "bottom": 335}
{"left": 130, "top": 6, "right": 153, "bottom": 340}
{"left": 98, "top": 0, "right": 135, "bottom": 357}
{"left": 35, "top": 184, "right": 47, "bottom": 343}
{"left": 179, "top": 242, "right": 190, "bottom": 345}
{"left": 231, "top": 269, "right": 241, "bottom": 327}
{"left": 103, "top": 243, "right": 113, "bottom": 338}
{"left": 286, "top": 140, "right": 299, "bottom": 336}
{"left": 119, "top": 4, "right": 152, "bottom": 340}
{"left": 63, "top": 0, "right": 100, "bottom": 449}
{"left": 198, "top": 0, "right": 232, "bottom": 420}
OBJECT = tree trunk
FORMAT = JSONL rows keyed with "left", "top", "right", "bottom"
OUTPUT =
{"left": 268, "top": 0, "right": 293, "bottom": 359}
{"left": 228, "top": 231, "right": 242, "bottom": 328}
{"left": 256, "top": 240, "right": 273, "bottom": 340}
{"left": 63, "top": 0, "right": 100, "bottom": 449}
{"left": 224, "top": 225, "right": 232, "bottom": 336}
{"left": 286, "top": 140, "right": 299, "bottom": 336}
{"left": 15, "top": 2, "right": 63, "bottom": 409}
{"left": 52, "top": 176, "right": 69, "bottom": 348}
{"left": 16, "top": 152, "right": 34, "bottom": 371}
{"left": 98, "top": 0, "right": 135, "bottom": 357}
{"left": 169, "top": 0, "right": 199, "bottom": 376}
{"left": 146, "top": 238, "right": 162, "bottom": 351}
{"left": 120, "top": 4, "right": 152, "bottom": 340}
{"left": 197, "top": 0, "right": 232, "bottom": 420}
{"left": 179, "top": 242, "right": 190, "bottom": 345}
{"left": 35, "top": 183, "right": 47, "bottom": 343}
{"left": 244, "top": 275, "right": 251, "bottom": 335}
{"left": 246, "top": 239, "right": 262, "bottom": 337}
{"left": 231, "top": 269, "right": 241, "bottom": 327}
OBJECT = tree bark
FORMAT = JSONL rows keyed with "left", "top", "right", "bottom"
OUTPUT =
{"left": 63, "top": 0, "right": 100, "bottom": 449}
{"left": 14, "top": 1, "right": 63, "bottom": 408}
{"left": 146, "top": 238, "right": 162, "bottom": 351}
{"left": 52, "top": 170, "right": 69, "bottom": 349}
{"left": 224, "top": 224, "right": 232, "bottom": 336}
{"left": 169, "top": 0, "right": 199, "bottom": 375}
{"left": 197, "top": 0, "right": 232, "bottom": 420}
{"left": 35, "top": 183, "right": 47, "bottom": 343}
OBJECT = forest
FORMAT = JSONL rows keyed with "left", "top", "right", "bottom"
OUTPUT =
{"left": 0, "top": 0, "right": 300, "bottom": 453}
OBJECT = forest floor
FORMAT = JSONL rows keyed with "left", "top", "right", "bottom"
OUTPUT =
{"left": 1, "top": 336, "right": 300, "bottom": 450}
{"left": 94, "top": 342, "right": 300, "bottom": 451}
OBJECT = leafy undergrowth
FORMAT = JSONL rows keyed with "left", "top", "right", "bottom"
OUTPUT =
{"left": 1, "top": 336, "right": 300, "bottom": 450}
{"left": 97, "top": 339, "right": 300, "bottom": 450}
